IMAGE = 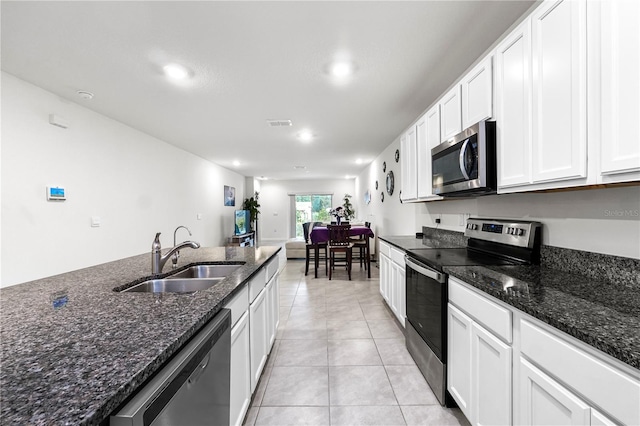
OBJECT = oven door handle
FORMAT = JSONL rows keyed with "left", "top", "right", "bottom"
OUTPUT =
{"left": 405, "top": 256, "right": 446, "bottom": 283}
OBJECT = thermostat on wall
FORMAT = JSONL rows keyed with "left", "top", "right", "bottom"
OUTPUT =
{"left": 46, "top": 186, "right": 66, "bottom": 201}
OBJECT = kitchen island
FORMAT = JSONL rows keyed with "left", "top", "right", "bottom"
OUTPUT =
{"left": 0, "top": 245, "right": 280, "bottom": 425}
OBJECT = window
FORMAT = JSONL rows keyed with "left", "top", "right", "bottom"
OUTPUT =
{"left": 294, "top": 194, "right": 332, "bottom": 238}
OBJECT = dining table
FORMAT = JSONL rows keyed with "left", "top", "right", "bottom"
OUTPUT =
{"left": 310, "top": 225, "right": 374, "bottom": 278}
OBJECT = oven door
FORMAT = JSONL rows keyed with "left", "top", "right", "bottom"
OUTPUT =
{"left": 405, "top": 256, "right": 447, "bottom": 361}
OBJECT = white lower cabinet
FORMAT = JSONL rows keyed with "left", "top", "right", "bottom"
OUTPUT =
{"left": 379, "top": 242, "right": 406, "bottom": 327}
{"left": 249, "top": 286, "right": 268, "bottom": 393}
{"left": 519, "top": 357, "right": 590, "bottom": 426}
{"left": 471, "top": 322, "right": 511, "bottom": 426}
{"left": 449, "top": 277, "right": 639, "bottom": 426}
{"left": 448, "top": 304, "right": 472, "bottom": 417}
{"left": 265, "top": 273, "right": 280, "bottom": 350}
{"left": 447, "top": 302, "right": 511, "bottom": 426}
{"left": 229, "top": 311, "right": 251, "bottom": 426}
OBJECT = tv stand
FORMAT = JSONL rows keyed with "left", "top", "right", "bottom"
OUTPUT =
{"left": 227, "top": 232, "right": 255, "bottom": 247}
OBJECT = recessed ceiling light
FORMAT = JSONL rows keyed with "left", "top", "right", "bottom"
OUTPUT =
{"left": 297, "top": 130, "right": 313, "bottom": 142}
{"left": 232, "top": 160, "right": 240, "bottom": 167}
{"left": 77, "top": 90, "right": 94, "bottom": 100}
{"left": 355, "top": 158, "right": 363, "bottom": 164}
{"left": 163, "top": 63, "right": 189, "bottom": 80}
{"left": 331, "top": 62, "right": 353, "bottom": 78}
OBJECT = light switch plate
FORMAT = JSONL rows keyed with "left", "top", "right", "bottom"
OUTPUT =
{"left": 91, "top": 216, "right": 101, "bottom": 227}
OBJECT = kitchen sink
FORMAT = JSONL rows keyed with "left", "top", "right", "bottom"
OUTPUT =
{"left": 167, "top": 264, "right": 243, "bottom": 279}
{"left": 121, "top": 278, "right": 224, "bottom": 293}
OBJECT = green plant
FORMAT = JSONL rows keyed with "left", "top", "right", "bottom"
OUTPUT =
{"left": 342, "top": 194, "right": 355, "bottom": 220}
{"left": 243, "top": 191, "right": 261, "bottom": 231}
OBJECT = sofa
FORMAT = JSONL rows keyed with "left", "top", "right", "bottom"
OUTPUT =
{"left": 285, "top": 237, "right": 307, "bottom": 259}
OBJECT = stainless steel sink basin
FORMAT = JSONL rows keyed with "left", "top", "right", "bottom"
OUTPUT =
{"left": 122, "top": 278, "right": 223, "bottom": 293}
{"left": 167, "top": 264, "right": 243, "bottom": 279}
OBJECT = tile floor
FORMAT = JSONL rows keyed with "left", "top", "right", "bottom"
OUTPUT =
{"left": 243, "top": 259, "right": 470, "bottom": 426}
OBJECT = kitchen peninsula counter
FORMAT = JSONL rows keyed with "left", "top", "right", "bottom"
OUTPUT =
{"left": 0, "top": 246, "right": 280, "bottom": 425}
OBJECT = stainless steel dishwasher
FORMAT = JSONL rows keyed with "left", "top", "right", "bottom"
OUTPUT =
{"left": 111, "top": 309, "right": 231, "bottom": 426}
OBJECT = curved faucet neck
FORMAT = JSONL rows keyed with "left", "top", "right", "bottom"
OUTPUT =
{"left": 151, "top": 232, "right": 200, "bottom": 275}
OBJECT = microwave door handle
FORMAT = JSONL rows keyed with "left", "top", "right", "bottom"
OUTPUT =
{"left": 459, "top": 139, "right": 470, "bottom": 179}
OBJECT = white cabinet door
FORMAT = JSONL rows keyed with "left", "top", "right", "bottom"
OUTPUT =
{"left": 447, "top": 304, "right": 472, "bottom": 420}
{"left": 496, "top": 20, "right": 533, "bottom": 188}
{"left": 461, "top": 56, "right": 493, "bottom": 129}
{"left": 389, "top": 261, "right": 399, "bottom": 318}
{"left": 591, "top": 409, "right": 617, "bottom": 426}
{"left": 249, "top": 287, "right": 268, "bottom": 393}
{"left": 531, "top": 0, "right": 587, "bottom": 183}
{"left": 379, "top": 254, "right": 391, "bottom": 303}
{"left": 519, "top": 358, "right": 591, "bottom": 426}
{"left": 426, "top": 104, "right": 441, "bottom": 149}
{"left": 401, "top": 126, "right": 418, "bottom": 201}
{"left": 391, "top": 260, "right": 406, "bottom": 327}
{"left": 471, "top": 322, "right": 512, "bottom": 426}
{"left": 416, "top": 109, "right": 443, "bottom": 200}
{"left": 599, "top": 0, "right": 640, "bottom": 180}
{"left": 265, "top": 274, "right": 279, "bottom": 352}
{"left": 230, "top": 311, "right": 251, "bottom": 426}
{"left": 441, "top": 85, "right": 462, "bottom": 142}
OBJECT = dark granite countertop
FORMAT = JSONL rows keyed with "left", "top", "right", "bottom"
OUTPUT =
{"left": 0, "top": 246, "right": 280, "bottom": 425}
{"left": 380, "top": 233, "right": 639, "bottom": 371}
{"left": 445, "top": 264, "right": 640, "bottom": 370}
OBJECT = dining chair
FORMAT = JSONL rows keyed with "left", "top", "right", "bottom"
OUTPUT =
{"left": 350, "top": 221, "right": 371, "bottom": 270}
{"left": 327, "top": 224, "right": 354, "bottom": 280}
{"left": 304, "top": 222, "right": 327, "bottom": 278}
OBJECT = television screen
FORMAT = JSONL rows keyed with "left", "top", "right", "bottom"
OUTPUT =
{"left": 235, "top": 210, "right": 250, "bottom": 235}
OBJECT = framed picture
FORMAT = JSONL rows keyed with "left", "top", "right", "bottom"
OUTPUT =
{"left": 224, "top": 185, "right": 236, "bottom": 206}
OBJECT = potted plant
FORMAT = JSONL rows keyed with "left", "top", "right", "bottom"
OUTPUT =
{"left": 242, "top": 191, "right": 261, "bottom": 232}
{"left": 342, "top": 194, "right": 355, "bottom": 221}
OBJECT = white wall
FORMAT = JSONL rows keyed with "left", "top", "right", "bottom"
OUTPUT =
{"left": 259, "top": 178, "right": 355, "bottom": 241}
{"left": 414, "top": 187, "right": 640, "bottom": 259}
{"left": 1, "top": 73, "right": 246, "bottom": 287}
{"left": 355, "top": 135, "right": 418, "bottom": 244}
{"left": 356, "top": 136, "right": 640, "bottom": 259}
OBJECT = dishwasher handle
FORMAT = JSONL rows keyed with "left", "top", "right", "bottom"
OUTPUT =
{"left": 405, "top": 256, "right": 446, "bottom": 283}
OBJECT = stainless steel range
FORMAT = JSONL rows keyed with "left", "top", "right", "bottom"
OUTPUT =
{"left": 404, "top": 218, "right": 541, "bottom": 406}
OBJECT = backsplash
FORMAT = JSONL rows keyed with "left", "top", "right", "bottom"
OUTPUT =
{"left": 422, "top": 226, "right": 640, "bottom": 289}
{"left": 422, "top": 226, "right": 467, "bottom": 247}
{"left": 541, "top": 246, "right": 640, "bottom": 290}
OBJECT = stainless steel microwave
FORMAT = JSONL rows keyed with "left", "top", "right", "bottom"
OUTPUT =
{"left": 431, "top": 120, "right": 496, "bottom": 197}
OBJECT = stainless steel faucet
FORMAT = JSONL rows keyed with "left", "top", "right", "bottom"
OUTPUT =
{"left": 172, "top": 225, "right": 193, "bottom": 269}
{"left": 151, "top": 232, "right": 200, "bottom": 275}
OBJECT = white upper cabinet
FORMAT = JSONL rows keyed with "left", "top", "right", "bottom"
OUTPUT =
{"left": 598, "top": 0, "right": 640, "bottom": 182}
{"left": 531, "top": 0, "right": 588, "bottom": 184}
{"left": 461, "top": 56, "right": 494, "bottom": 129}
{"left": 400, "top": 126, "right": 418, "bottom": 201}
{"left": 440, "top": 85, "right": 462, "bottom": 142}
{"left": 495, "top": 21, "right": 533, "bottom": 188}
{"left": 416, "top": 106, "right": 444, "bottom": 200}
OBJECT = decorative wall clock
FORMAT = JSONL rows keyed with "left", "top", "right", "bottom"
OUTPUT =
{"left": 386, "top": 171, "right": 395, "bottom": 196}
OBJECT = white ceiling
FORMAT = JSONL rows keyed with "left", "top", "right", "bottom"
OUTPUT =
{"left": 1, "top": 1, "right": 535, "bottom": 180}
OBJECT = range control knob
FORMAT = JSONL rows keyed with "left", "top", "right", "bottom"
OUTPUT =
{"left": 518, "top": 229, "right": 525, "bottom": 236}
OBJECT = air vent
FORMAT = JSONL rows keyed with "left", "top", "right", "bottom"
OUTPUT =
{"left": 293, "top": 165, "right": 306, "bottom": 170}
{"left": 266, "top": 119, "right": 293, "bottom": 127}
